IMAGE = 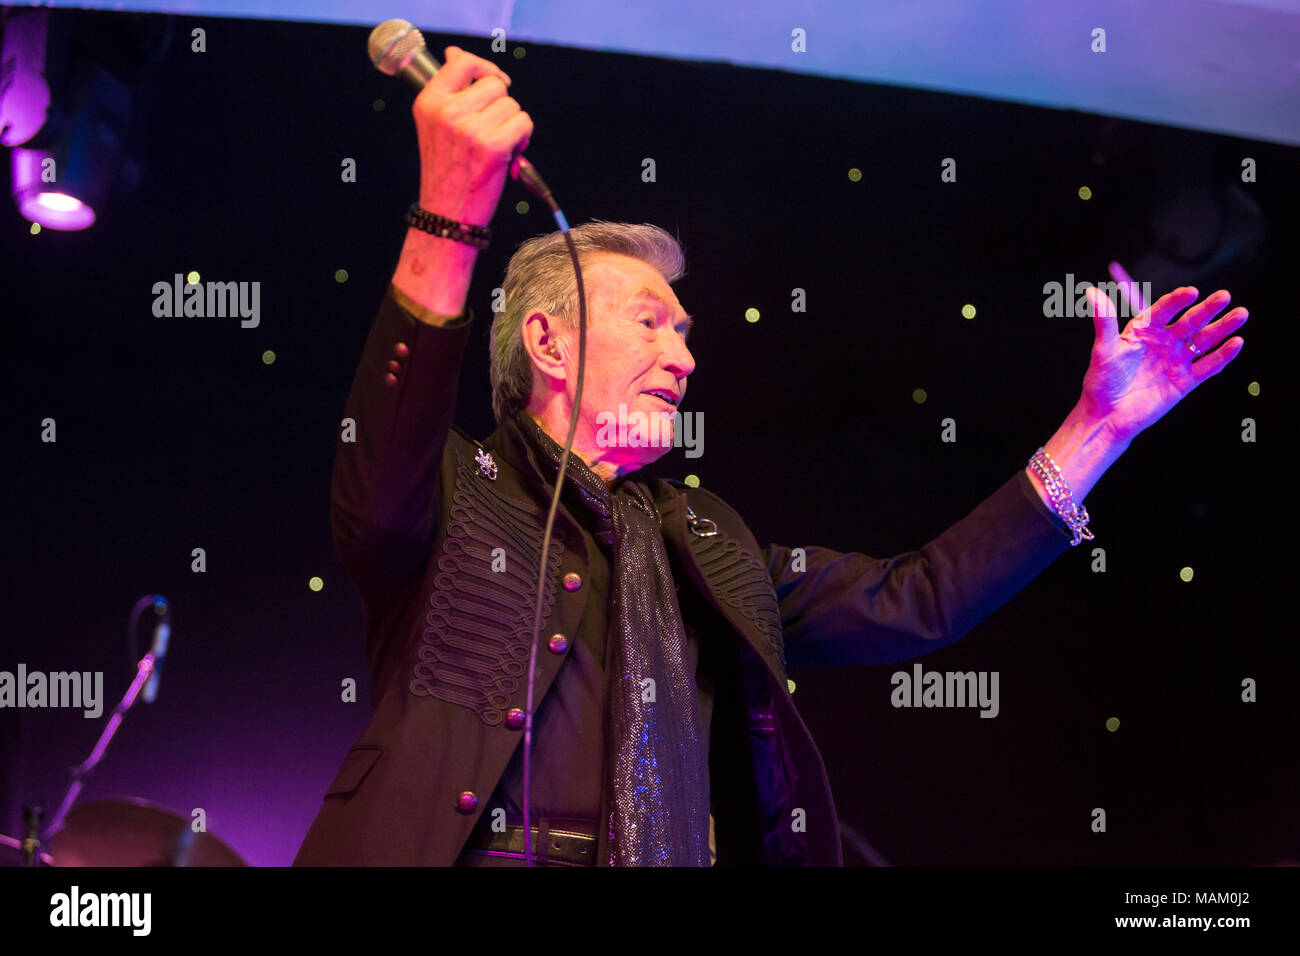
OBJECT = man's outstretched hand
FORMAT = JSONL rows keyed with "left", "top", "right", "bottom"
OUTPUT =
{"left": 1078, "top": 283, "right": 1248, "bottom": 445}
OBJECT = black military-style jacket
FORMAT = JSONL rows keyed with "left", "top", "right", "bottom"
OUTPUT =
{"left": 292, "top": 286, "right": 1075, "bottom": 866}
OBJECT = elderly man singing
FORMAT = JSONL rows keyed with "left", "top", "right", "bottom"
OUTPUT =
{"left": 293, "top": 46, "right": 1248, "bottom": 867}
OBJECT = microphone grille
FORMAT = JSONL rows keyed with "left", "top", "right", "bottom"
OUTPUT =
{"left": 369, "top": 19, "right": 427, "bottom": 75}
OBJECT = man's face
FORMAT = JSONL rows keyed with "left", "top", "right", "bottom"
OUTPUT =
{"left": 551, "top": 252, "right": 696, "bottom": 473}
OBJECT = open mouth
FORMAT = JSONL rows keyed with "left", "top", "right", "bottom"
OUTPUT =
{"left": 641, "top": 389, "right": 678, "bottom": 408}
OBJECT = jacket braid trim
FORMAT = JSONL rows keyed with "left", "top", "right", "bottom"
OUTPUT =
{"left": 688, "top": 534, "right": 788, "bottom": 679}
{"left": 408, "top": 449, "right": 566, "bottom": 725}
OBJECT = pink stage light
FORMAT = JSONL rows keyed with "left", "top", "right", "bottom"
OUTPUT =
{"left": 11, "top": 147, "right": 96, "bottom": 230}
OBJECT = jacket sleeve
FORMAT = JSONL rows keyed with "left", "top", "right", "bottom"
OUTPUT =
{"left": 330, "top": 284, "right": 474, "bottom": 612}
{"left": 763, "top": 468, "right": 1076, "bottom": 668}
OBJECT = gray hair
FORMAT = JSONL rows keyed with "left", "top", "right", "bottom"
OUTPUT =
{"left": 489, "top": 219, "right": 686, "bottom": 423}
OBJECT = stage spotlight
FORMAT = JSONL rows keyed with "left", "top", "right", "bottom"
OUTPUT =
{"left": 12, "top": 54, "right": 135, "bottom": 230}
{"left": 12, "top": 146, "right": 95, "bottom": 230}
{"left": 2, "top": 9, "right": 170, "bottom": 230}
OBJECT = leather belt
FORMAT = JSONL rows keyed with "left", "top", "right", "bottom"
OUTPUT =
{"left": 461, "top": 817, "right": 599, "bottom": 866}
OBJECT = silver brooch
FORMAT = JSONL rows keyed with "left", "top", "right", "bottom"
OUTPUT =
{"left": 685, "top": 505, "right": 718, "bottom": 537}
{"left": 475, "top": 446, "right": 498, "bottom": 480}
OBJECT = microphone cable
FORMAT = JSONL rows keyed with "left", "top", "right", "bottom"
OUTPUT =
{"left": 520, "top": 195, "right": 585, "bottom": 868}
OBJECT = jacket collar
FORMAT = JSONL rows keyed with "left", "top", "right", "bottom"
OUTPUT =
{"left": 479, "top": 411, "right": 784, "bottom": 681}
{"left": 481, "top": 409, "right": 688, "bottom": 540}
{"left": 484, "top": 411, "right": 662, "bottom": 509}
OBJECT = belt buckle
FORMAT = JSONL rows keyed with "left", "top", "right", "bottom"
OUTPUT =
{"left": 465, "top": 817, "right": 598, "bottom": 866}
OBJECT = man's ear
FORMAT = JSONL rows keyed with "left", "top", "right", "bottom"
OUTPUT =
{"left": 522, "top": 309, "right": 567, "bottom": 383}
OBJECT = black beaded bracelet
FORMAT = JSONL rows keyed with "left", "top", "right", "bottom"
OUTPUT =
{"left": 404, "top": 203, "right": 492, "bottom": 249}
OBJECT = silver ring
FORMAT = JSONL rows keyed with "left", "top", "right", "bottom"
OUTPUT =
{"left": 1186, "top": 339, "right": 1202, "bottom": 357}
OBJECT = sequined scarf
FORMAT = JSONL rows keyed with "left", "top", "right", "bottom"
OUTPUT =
{"left": 520, "top": 412, "right": 711, "bottom": 866}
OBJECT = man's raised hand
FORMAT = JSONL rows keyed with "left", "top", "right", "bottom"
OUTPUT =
{"left": 412, "top": 45, "right": 533, "bottom": 228}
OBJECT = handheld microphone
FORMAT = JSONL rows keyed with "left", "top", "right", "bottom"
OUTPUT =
{"left": 368, "top": 19, "right": 555, "bottom": 204}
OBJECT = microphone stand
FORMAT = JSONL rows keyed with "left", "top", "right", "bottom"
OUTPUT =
{"left": 1, "top": 648, "right": 157, "bottom": 867}
{"left": 34, "top": 593, "right": 168, "bottom": 859}
{"left": 20, "top": 803, "right": 43, "bottom": 867}
{"left": 40, "top": 647, "right": 158, "bottom": 850}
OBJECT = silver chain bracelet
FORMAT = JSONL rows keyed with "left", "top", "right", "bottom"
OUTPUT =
{"left": 1028, "top": 447, "right": 1094, "bottom": 547}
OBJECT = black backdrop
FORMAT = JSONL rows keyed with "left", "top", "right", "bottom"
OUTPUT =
{"left": 3, "top": 10, "right": 1293, "bottom": 866}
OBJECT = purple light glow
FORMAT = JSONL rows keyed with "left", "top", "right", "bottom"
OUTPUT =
{"left": 0, "top": 8, "right": 51, "bottom": 147}
{"left": 12, "top": 148, "right": 96, "bottom": 230}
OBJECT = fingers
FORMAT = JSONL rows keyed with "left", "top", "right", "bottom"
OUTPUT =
{"left": 1174, "top": 289, "right": 1233, "bottom": 337}
{"left": 456, "top": 94, "right": 532, "bottom": 159}
{"left": 1135, "top": 286, "right": 1198, "bottom": 329}
{"left": 1086, "top": 285, "right": 1119, "bottom": 349}
{"left": 1087, "top": 285, "right": 1117, "bottom": 317}
{"left": 1107, "top": 261, "right": 1146, "bottom": 314}
{"left": 436, "top": 45, "right": 512, "bottom": 92}
{"left": 421, "top": 45, "right": 524, "bottom": 143}
{"left": 1172, "top": 288, "right": 1247, "bottom": 384}
{"left": 460, "top": 89, "right": 522, "bottom": 129}
{"left": 1189, "top": 305, "right": 1249, "bottom": 360}
{"left": 1188, "top": 335, "right": 1245, "bottom": 384}
{"left": 1168, "top": 288, "right": 1249, "bottom": 380}
{"left": 444, "top": 74, "right": 512, "bottom": 118}
{"left": 488, "top": 111, "right": 534, "bottom": 166}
